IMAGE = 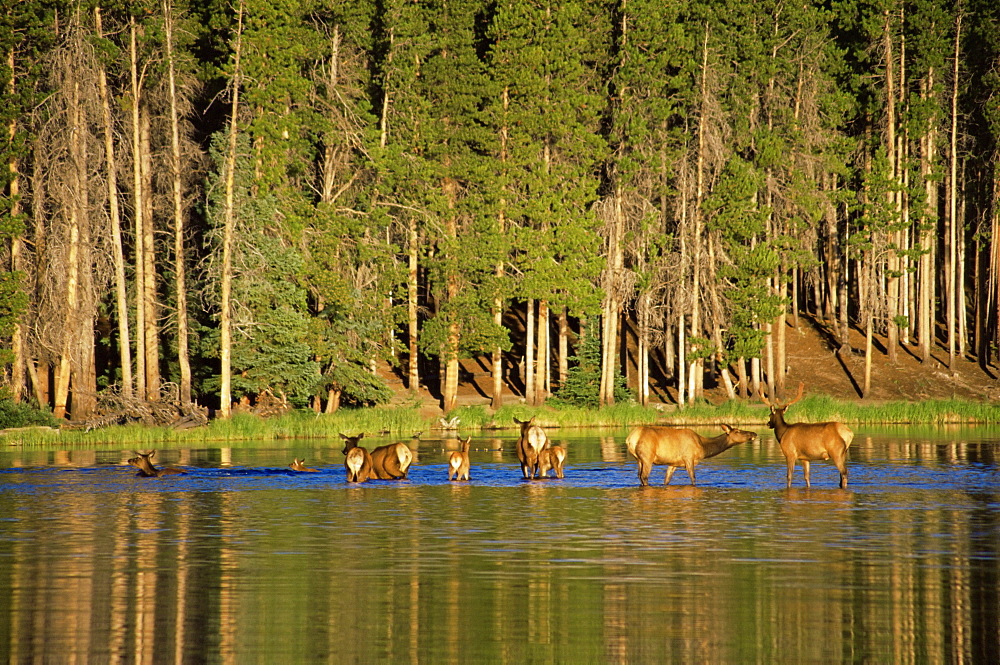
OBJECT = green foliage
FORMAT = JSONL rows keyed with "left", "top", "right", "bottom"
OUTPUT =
{"left": 0, "top": 399, "right": 58, "bottom": 429}
{"left": 550, "top": 326, "right": 631, "bottom": 408}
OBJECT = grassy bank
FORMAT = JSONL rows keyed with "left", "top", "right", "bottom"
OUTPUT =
{"left": 3, "top": 395, "right": 1000, "bottom": 448}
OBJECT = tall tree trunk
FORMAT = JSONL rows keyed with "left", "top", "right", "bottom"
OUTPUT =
{"left": 164, "top": 0, "right": 191, "bottom": 404}
{"left": 130, "top": 15, "right": 147, "bottom": 401}
{"left": 947, "top": 11, "right": 961, "bottom": 369}
{"left": 140, "top": 108, "right": 159, "bottom": 399}
{"left": 557, "top": 307, "right": 569, "bottom": 391}
{"left": 219, "top": 0, "right": 246, "bottom": 419}
{"left": 7, "top": 46, "right": 25, "bottom": 402}
{"left": 96, "top": 7, "right": 133, "bottom": 400}
{"left": 408, "top": 216, "right": 420, "bottom": 392}
{"left": 534, "top": 300, "right": 549, "bottom": 404}
{"left": 884, "top": 9, "right": 900, "bottom": 364}
{"left": 525, "top": 298, "right": 535, "bottom": 404}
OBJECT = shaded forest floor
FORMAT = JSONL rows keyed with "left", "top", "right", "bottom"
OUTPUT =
{"left": 383, "top": 313, "right": 1000, "bottom": 417}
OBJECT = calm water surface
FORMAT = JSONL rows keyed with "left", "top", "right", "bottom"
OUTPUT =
{"left": 0, "top": 427, "right": 998, "bottom": 663}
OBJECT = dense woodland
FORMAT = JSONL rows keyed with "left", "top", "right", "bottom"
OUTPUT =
{"left": 1, "top": 0, "right": 999, "bottom": 420}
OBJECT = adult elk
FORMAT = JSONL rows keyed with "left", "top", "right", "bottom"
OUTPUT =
{"left": 448, "top": 437, "right": 472, "bottom": 481}
{"left": 514, "top": 417, "right": 548, "bottom": 479}
{"left": 537, "top": 445, "right": 566, "bottom": 479}
{"left": 127, "top": 450, "right": 186, "bottom": 478}
{"left": 289, "top": 458, "right": 319, "bottom": 472}
{"left": 341, "top": 433, "right": 413, "bottom": 481}
{"left": 760, "top": 382, "right": 854, "bottom": 489}
{"left": 625, "top": 425, "right": 757, "bottom": 486}
{"left": 340, "top": 433, "right": 373, "bottom": 482}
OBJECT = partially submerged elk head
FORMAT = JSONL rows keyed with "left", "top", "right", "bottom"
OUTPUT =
{"left": 127, "top": 450, "right": 186, "bottom": 478}
{"left": 289, "top": 458, "right": 319, "bottom": 472}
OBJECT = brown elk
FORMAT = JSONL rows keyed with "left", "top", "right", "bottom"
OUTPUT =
{"left": 448, "top": 437, "right": 472, "bottom": 481}
{"left": 341, "top": 433, "right": 413, "bottom": 480}
{"left": 537, "top": 445, "right": 566, "bottom": 479}
{"left": 340, "top": 433, "right": 374, "bottom": 482}
{"left": 514, "top": 417, "right": 548, "bottom": 479}
{"left": 760, "top": 383, "right": 854, "bottom": 489}
{"left": 127, "top": 450, "right": 186, "bottom": 478}
{"left": 625, "top": 425, "right": 757, "bottom": 486}
{"left": 289, "top": 458, "right": 319, "bottom": 472}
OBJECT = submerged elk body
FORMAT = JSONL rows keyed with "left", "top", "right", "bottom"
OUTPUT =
{"left": 761, "top": 383, "right": 854, "bottom": 489}
{"left": 625, "top": 425, "right": 757, "bottom": 486}
{"left": 537, "top": 445, "right": 566, "bottom": 479}
{"left": 127, "top": 450, "right": 186, "bottom": 478}
{"left": 289, "top": 458, "right": 319, "bottom": 472}
{"left": 448, "top": 437, "right": 472, "bottom": 481}
{"left": 514, "top": 417, "right": 548, "bottom": 479}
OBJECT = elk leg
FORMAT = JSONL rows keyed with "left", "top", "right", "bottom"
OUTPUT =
{"left": 638, "top": 461, "right": 651, "bottom": 486}
{"left": 664, "top": 466, "right": 676, "bottom": 485}
{"left": 685, "top": 462, "right": 696, "bottom": 486}
{"left": 802, "top": 459, "right": 811, "bottom": 488}
{"left": 785, "top": 455, "right": 796, "bottom": 488}
{"left": 833, "top": 454, "right": 848, "bottom": 489}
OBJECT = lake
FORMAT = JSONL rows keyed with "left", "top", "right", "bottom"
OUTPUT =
{"left": 0, "top": 426, "right": 997, "bottom": 663}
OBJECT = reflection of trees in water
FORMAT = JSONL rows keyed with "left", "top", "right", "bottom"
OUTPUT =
{"left": 1, "top": 442, "right": 997, "bottom": 662}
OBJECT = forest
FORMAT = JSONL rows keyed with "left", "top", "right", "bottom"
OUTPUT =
{"left": 1, "top": 0, "right": 998, "bottom": 421}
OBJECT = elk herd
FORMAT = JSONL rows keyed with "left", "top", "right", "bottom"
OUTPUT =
{"left": 128, "top": 384, "right": 854, "bottom": 489}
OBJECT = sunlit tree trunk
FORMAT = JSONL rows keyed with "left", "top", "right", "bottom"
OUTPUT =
{"left": 95, "top": 7, "right": 133, "bottom": 400}
{"left": 129, "top": 15, "right": 147, "bottom": 401}
{"left": 164, "top": 0, "right": 191, "bottom": 404}
{"left": 219, "top": 0, "right": 246, "bottom": 419}
{"left": 947, "top": 11, "right": 961, "bottom": 370}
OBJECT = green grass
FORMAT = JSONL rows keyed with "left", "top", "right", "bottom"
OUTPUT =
{"left": 5, "top": 396, "right": 1000, "bottom": 448}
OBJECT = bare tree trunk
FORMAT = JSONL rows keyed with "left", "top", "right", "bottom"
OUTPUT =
{"left": 407, "top": 216, "right": 419, "bottom": 392}
{"left": 95, "top": 7, "right": 133, "bottom": 400}
{"left": 884, "top": 9, "right": 900, "bottom": 364}
{"left": 525, "top": 298, "right": 535, "bottom": 404}
{"left": 947, "top": 11, "right": 961, "bottom": 370}
{"left": 557, "top": 307, "right": 569, "bottom": 391}
{"left": 219, "top": 0, "right": 246, "bottom": 419}
{"left": 164, "top": 0, "right": 191, "bottom": 404}
{"left": 130, "top": 15, "right": 147, "bottom": 401}
{"left": 140, "top": 108, "right": 159, "bottom": 398}
{"left": 7, "top": 46, "right": 25, "bottom": 402}
{"left": 534, "top": 300, "right": 549, "bottom": 404}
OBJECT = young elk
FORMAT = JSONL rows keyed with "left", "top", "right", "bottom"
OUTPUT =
{"left": 537, "top": 445, "right": 566, "bottom": 479}
{"left": 448, "top": 437, "right": 472, "bottom": 481}
{"left": 340, "top": 433, "right": 374, "bottom": 482}
{"left": 289, "top": 458, "right": 319, "bottom": 472}
{"left": 760, "top": 382, "right": 854, "bottom": 489}
{"left": 514, "top": 417, "right": 548, "bottom": 479}
{"left": 127, "top": 450, "right": 186, "bottom": 478}
{"left": 625, "top": 425, "right": 757, "bottom": 486}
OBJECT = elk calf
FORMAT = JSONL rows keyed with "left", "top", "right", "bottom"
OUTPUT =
{"left": 289, "top": 458, "right": 319, "bottom": 472}
{"left": 127, "top": 450, "right": 186, "bottom": 478}
{"left": 514, "top": 417, "right": 548, "bottom": 479}
{"left": 448, "top": 437, "right": 472, "bottom": 481}
{"left": 340, "top": 433, "right": 374, "bottom": 482}
{"left": 625, "top": 425, "right": 757, "bottom": 486}
{"left": 537, "top": 445, "right": 566, "bottom": 479}
{"left": 760, "top": 383, "right": 854, "bottom": 489}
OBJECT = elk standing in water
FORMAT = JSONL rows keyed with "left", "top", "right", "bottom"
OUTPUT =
{"left": 448, "top": 437, "right": 472, "bottom": 481}
{"left": 537, "top": 445, "right": 566, "bottom": 479}
{"left": 340, "top": 433, "right": 374, "bottom": 482}
{"left": 760, "top": 383, "right": 854, "bottom": 489}
{"left": 127, "top": 450, "right": 186, "bottom": 478}
{"left": 289, "top": 458, "right": 319, "bottom": 472}
{"left": 341, "top": 433, "right": 413, "bottom": 480}
{"left": 625, "top": 425, "right": 757, "bottom": 486}
{"left": 514, "top": 417, "right": 548, "bottom": 479}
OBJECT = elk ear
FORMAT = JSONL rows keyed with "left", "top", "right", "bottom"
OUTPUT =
{"left": 339, "top": 433, "right": 348, "bottom": 440}
{"left": 720, "top": 424, "right": 732, "bottom": 433}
